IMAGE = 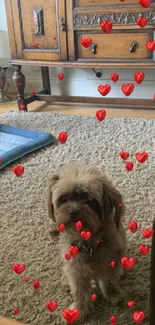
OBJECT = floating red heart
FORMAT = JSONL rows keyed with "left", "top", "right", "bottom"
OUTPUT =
{"left": 153, "top": 94, "right": 155, "bottom": 100}
{"left": 24, "top": 276, "right": 29, "bottom": 282}
{"left": 128, "top": 221, "right": 138, "bottom": 233}
{"left": 135, "top": 152, "right": 148, "bottom": 163}
{"left": 33, "top": 280, "right": 40, "bottom": 290}
{"left": 136, "top": 17, "right": 148, "bottom": 27}
{"left": 13, "top": 264, "right": 26, "bottom": 275}
{"left": 34, "top": 43, "right": 40, "bottom": 48}
{"left": 111, "top": 73, "right": 119, "bottom": 82}
{"left": 81, "top": 231, "right": 92, "bottom": 240}
{"left": 80, "top": 38, "right": 92, "bottom": 48}
{"left": 121, "top": 83, "right": 134, "bottom": 96}
{"left": 134, "top": 72, "right": 145, "bottom": 84}
{"left": 69, "top": 246, "right": 79, "bottom": 257}
{"left": 98, "top": 84, "right": 111, "bottom": 96}
{"left": 120, "top": 151, "right": 129, "bottom": 160}
{"left": 146, "top": 41, "right": 155, "bottom": 52}
{"left": 0, "top": 157, "right": 3, "bottom": 163}
{"left": 58, "top": 132, "right": 68, "bottom": 144}
{"left": 14, "top": 308, "right": 19, "bottom": 315}
{"left": 128, "top": 301, "right": 135, "bottom": 308}
{"left": 20, "top": 104, "right": 25, "bottom": 110}
{"left": 18, "top": 82, "right": 23, "bottom": 86}
{"left": 46, "top": 301, "right": 58, "bottom": 312}
{"left": 62, "top": 308, "right": 80, "bottom": 323}
{"left": 100, "top": 20, "right": 113, "bottom": 33}
{"left": 32, "top": 91, "right": 36, "bottom": 95}
{"left": 110, "top": 261, "right": 116, "bottom": 268}
{"left": 121, "top": 257, "right": 136, "bottom": 270}
{"left": 64, "top": 253, "right": 71, "bottom": 260}
{"left": 58, "top": 224, "right": 65, "bottom": 232}
{"left": 75, "top": 221, "right": 83, "bottom": 231}
{"left": 96, "top": 109, "right": 106, "bottom": 121}
{"left": 91, "top": 294, "right": 97, "bottom": 301}
{"left": 58, "top": 73, "right": 64, "bottom": 80}
{"left": 12, "top": 165, "right": 24, "bottom": 177}
{"left": 53, "top": 37, "right": 57, "bottom": 40}
{"left": 29, "top": 84, "right": 33, "bottom": 88}
{"left": 138, "top": 245, "right": 150, "bottom": 256}
{"left": 110, "top": 316, "right": 116, "bottom": 325}
{"left": 132, "top": 311, "right": 145, "bottom": 324}
{"left": 138, "top": 0, "right": 152, "bottom": 7}
{"left": 142, "top": 228, "right": 154, "bottom": 238}
{"left": 125, "top": 162, "right": 134, "bottom": 171}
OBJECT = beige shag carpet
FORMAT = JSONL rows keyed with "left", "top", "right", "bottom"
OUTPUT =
{"left": 0, "top": 111, "right": 155, "bottom": 325}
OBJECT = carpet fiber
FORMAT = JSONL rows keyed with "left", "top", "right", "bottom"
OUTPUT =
{"left": 0, "top": 111, "right": 155, "bottom": 325}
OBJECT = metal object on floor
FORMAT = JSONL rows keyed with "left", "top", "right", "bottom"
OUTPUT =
{"left": 0, "top": 67, "right": 11, "bottom": 103}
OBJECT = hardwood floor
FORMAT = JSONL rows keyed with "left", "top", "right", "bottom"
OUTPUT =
{"left": 0, "top": 100, "right": 155, "bottom": 119}
{"left": 0, "top": 99, "right": 154, "bottom": 325}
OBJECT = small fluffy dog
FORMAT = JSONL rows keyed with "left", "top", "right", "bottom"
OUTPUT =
{"left": 48, "top": 162, "right": 126, "bottom": 319}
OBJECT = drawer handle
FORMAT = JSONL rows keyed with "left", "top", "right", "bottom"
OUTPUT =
{"left": 91, "top": 43, "right": 97, "bottom": 54}
{"left": 61, "top": 18, "right": 66, "bottom": 32}
{"left": 130, "top": 41, "right": 138, "bottom": 53}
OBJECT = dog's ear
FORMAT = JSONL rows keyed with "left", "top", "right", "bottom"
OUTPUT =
{"left": 48, "top": 174, "right": 59, "bottom": 222}
{"left": 102, "top": 179, "right": 124, "bottom": 228}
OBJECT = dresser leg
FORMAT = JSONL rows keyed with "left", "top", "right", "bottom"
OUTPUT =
{"left": 12, "top": 65, "right": 27, "bottom": 111}
{"left": 41, "top": 67, "right": 51, "bottom": 94}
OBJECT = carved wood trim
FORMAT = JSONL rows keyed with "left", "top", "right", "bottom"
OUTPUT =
{"left": 33, "top": 8, "right": 44, "bottom": 35}
{"left": 73, "top": 12, "right": 155, "bottom": 26}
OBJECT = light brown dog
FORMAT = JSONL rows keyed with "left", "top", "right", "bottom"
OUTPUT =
{"left": 48, "top": 162, "right": 126, "bottom": 320}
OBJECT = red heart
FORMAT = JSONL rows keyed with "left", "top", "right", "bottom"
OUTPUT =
{"left": 53, "top": 37, "right": 57, "bottom": 40}
{"left": 128, "top": 221, "right": 138, "bottom": 233}
{"left": 69, "top": 246, "right": 79, "bottom": 257}
{"left": 134, "top": 72, "right": 145, "bottom": 84}
{"left": 138, "top": 245, "right": 150, "bottom": 256}
{"left": 128, "top": 301, "right": 135, "bottom": 308}
{"left": 58, "top": 73, "right": 64, "bottom": 80}
{"left": 91, "top": 293, "right": 97, "bottom": 301}
{"left": 100, "top": 20, "right": 113, "bottom": 33}
{"left": 98, "top": 84, "right": 111, "bottom": 96}
{"left": 81, "top": 231, "right": 92, "bottom": 240}
{"left": 125, "top": 162, "right": 134, "bottom": 171}
{"left": 20, "top": 104, "right": 25, "bottom": 110}
{"left": 110, "top": 261, "right": 116, "bottom": 268}
{"left": 24, "top": 276, "right": 29, "bottom": 282}
{"left": 142, "top": 228, "right": 154, "bottom": 238}
{"left": 58, "top": 132, "right": 68, "bottom": 144}
{"left": 32, "top": 91, "right": 36, "bottom": 95}
{"left": 29, "top": 84, "right": 33, "bottom": 88}
{"left": 146, "top": 41, "right": 155, "bottom": 51}
{"left": 62, "top": 308, "right": 80, "bottom": 323}
{"left": 64, "top": 253, "right": 71, "bottom": 260}
{"left": 75, "top": 221, "right": 83, "bottom": 231}
{"left": 135, "top": 152, "right": 148, "bottom": 163}
{"left": 121, "top": 257, "right": 136, "bottom": 270}
{"left": 120, "top": 151, "right": 129, "bottom": 160}
{"left": 138, "top": 0, "right": 152, "bottom": 7}
{"left": 153, "top": 94, "right": 155, "bottom": 100}
{"left": 121, "top": 84, "right": 134, "bottom": 96}
{"left": 14, "top": 308, "right": 19, "bottom": 315}
{"left": 80, "top": 38, "right": 92, "bottom": 48}
{"left": 12, "top": 165, "right": 24, "bottom": 177}
{"left": 33, "top": 280, "right": 40, "bottom": 290}
{"left": 18, "top": 82, "right": 23, "bottom": 86}
{"left": 46, "top": 301, "right": 58, "bottom": 312}
{"left": 111, "top": 73, "right": 119, "bottom": 82}
{"left": 132, "top": 311, "right": 145, "bottom": 324}
{"left": 12, "top": 264, "right": 26, "bottom": 275}
{"left": 0, "top": 158, "right": 3, "bottom": 163}
{"left": 136, "top": 17, "right": 148, "bottom": 27}
{"left": 58, "top": 224, "right": 65, "bottom": 232}
{"left": 110, "top": 316, "right": 116, "bottom": 325}
{"left": 96, "top": 109, "right": 106, "bottom": 121}
{"left": 34, "top": 43, "right": 40, "bottom": 48}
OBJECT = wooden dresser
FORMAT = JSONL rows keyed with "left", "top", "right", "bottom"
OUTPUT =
{"left": 4, "top": 0, "right": 155, "bottom": 110}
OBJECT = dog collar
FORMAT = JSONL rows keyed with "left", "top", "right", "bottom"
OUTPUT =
{"left": 70, "top": 239, "right": 102, "bottom": 256}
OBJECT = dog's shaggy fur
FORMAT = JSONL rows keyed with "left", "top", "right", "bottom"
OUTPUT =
{"left": 48, "top": 163, "right": 126, "bottom": 320}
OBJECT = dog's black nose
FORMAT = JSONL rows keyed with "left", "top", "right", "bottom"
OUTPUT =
{"left": 70, "top": 212, "right": 78, "bottom": 221}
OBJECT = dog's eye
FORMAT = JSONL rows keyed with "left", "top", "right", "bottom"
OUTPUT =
{"left": 60, "top": 195, "right": 70, "bottom": 203}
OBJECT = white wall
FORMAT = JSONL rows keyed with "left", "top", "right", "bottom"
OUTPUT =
{"left": 0, "top": 0, "right": 155, "bottom": 99}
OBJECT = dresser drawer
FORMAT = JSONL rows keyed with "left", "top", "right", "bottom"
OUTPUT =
{"left": 77, "top": 32, "right": 152, "bottom": 60}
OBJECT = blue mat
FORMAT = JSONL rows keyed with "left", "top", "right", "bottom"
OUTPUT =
{"left": 0, "top": 124, "right": 55, "bottom": 169}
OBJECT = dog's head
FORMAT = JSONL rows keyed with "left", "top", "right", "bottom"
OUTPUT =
{"left": 48, "top": 163, "right": 124, "bottom": 233}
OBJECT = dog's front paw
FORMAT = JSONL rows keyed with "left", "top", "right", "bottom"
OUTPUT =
{"left": 109, "top": 291, "right": 127, "bottom": 306}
